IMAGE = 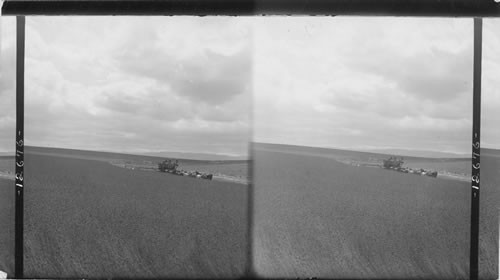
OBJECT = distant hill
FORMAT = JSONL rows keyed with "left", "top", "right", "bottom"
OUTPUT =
{"left": 0, "top": 152, "right": 14, "bottom": 157}
{"left": 18, "top": 144, "right": 500, "bottom": 161}
{"left": 24, "top": 146, "right": 248, "bottom": 163}
{"left": 253, "top": 142, "right": 475, "bottom": 161}
{"left": 141, "top": 151, "right": 248, "bottom": 161}
{"left": 356, "top": 148, "right": 469, "bottom": 159}
{"left": 482, "top": 148, "right": 500, "bottom": 159}
{"left": 0, "top": 156, "right": 14, "bottom": 160}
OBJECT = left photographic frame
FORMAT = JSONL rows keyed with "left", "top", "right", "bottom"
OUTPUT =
{"left": 14, "top": 16, "right": 252, "bottom": 278}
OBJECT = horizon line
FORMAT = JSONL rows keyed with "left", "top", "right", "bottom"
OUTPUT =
{"left": 252, "top": 141, "right": 483, "bottom": 158}
{"left": 2, "top": 143, "right": 499, "bottom": 158}
{"left": 19, "top": 145, "right": 249, "bottom": 160}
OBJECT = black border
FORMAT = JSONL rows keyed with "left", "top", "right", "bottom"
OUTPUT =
{"left": 470, "top": 17, "right": 482, "bottom": 280}
{"left": 14, "top": 15, "right": 25, "bottom": 280}
{"left": 1, "top": 0, "right": 500, "bottom": 16}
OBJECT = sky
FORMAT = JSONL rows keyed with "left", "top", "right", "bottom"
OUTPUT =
{"left": 253, "top": 17, "right": 500, "bottom": 155}
{"left": 482, "top": 19, "right": 500, "bottom": 150}
{"left": 0, "top": 17, "right": 499, "bottom": 156}
{"left": 1, "top": 17, "right": 252, "bottom": 157}
{"left": 0, "top": 17, "right": 16, "bottom": 154}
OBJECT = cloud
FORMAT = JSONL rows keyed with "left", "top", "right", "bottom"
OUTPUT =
{"left": 0, "top": 45, "right": 15, "bottom": 94}
{"left": 0, "top": 18, "right": 17, "bottom": 153}
{"left": 116, "top": 40, "right": 251, "bottom": 106}
{"left": 172, "top": 50, "right": 251, "bottom": 105}
{"left": 20, "top": 17, "right": 251, "bottom": 157}
{"left": 3, "top": 16, "right": 499, "bottom": 156}
{"left": 253, "top": 17, "right": 475, "bottom": 154}
{"left": 482, "top": 19, "right": 500, "bottom": 150}
{"left": 354, "top": 47, "right": 473, "bottom": 103}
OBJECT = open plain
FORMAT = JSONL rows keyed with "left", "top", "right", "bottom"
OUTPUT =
{"left": 21, "top": 147, "right": 249, "bottom": 278}
{"left": 0, "top": 156, "right": 14, "bottom": 277}
{"left": 253, "top": 143, "right": 498, "bottom": 279}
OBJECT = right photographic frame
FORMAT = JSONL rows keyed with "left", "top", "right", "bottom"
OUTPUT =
{"left": 252, "top": 17, "right": 498, "bottom": 279}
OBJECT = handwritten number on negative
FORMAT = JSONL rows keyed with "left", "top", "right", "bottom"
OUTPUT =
{"left": 472, "top": 175, "right": 480, "bottom": 184}
{"left": 472, "top": 141, "right": 480, "bottom": 149}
